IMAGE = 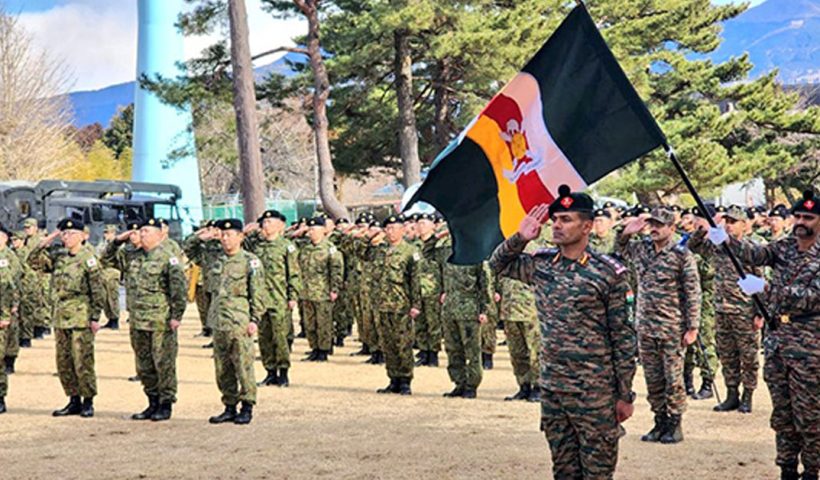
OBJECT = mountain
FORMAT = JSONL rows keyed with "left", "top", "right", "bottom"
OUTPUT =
{"left": 67, "top": 52, "right": 303, "bottom": 127}
{"left": 711, "top": 0, "right": 820, "bottom": 84}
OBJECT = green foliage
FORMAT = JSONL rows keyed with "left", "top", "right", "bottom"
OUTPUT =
{"left": 102, "top": 104, "right": 134, "bottom": 159}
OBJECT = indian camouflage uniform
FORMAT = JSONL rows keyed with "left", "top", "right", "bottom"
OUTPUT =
{"left": 729, "top": 236, "right": 820, "bottom": 474}
{"left": 689, "top": 230, "right": 761, "bottom": 392}
{"left": 441, "top": 258, "right": 489, "bottom": 391}
{"left": 243, "top": 232, "right": 301, "bottom": 371}
{"left": 297, "top": 238, "right": 343, "bottom": 353}
{"left": 103, "top": 239, "right": 187, "bottom": 404}
{"left": 369, "top": 240, "right": 420, "bottom": 382}
{"left": 208, "top": 250, "right": 268, "bottom": 407}
{"left": 616, "top": 233, "right": 701, "bottom": 418}
{"left": 491, "top": 234, "right": 637, "bottom": 480}
{"left": 29, "top": 244, "right": 105, "bottom": 400}
{"left": 0, "top": 248, "right": 22, "bottom": 400}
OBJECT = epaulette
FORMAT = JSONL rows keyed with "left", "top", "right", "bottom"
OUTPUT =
{"left": 534, "top": 247, "right": 559, "bottom": 258}
{"left": 672, "top": 243, "right": 689, "bottom": 255}
{"left": 590, "top": 251, "right": 627, "bottom": 276}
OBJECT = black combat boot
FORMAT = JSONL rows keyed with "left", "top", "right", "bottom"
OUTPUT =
{"left": 257, "top": 369, "right": 279, "bottom": 386}
{"left": 44, "top": 327, "right": 52, "bottom": 336}
{"left": 414, "top": 351, "right": 429, "bottom": 367}
{"left": 209, "top": 404, "right": 237, "bottom": 424}
{"left": 302, "top": 349, "right": 319, "bottom": 362}
{"left": 33, "top": 326, "right": 45, "bottom": 339}
{"left": 4, "top": 356, "right": 15, "bottom": 375}
{"left": 0, "top": 396, "right": 6, "bottom": 414}
{"left": 350, "top": 344, "right": 370, "bottom": 356}
{"left": 278, "top": 368, "right": 289, "bottom": 387}
{"left": 128, "top": 375, "right": 141, "bottom": 382}
{"left": 481, "top": 353, "right": 493, "bottom": 370}
{"left": 443, "top": 385, "right": 465, "bottom": 398}
{"left": 398, "top": 378, "right": 412, "bottom": 396}
{"left": 779, "top": 463, "right": 800, "bottom": 480}
{"left": 19, "top": 338, "right": 31, "bottom": 348}
{"left": 738, "top": 388, "right": 754, "bottom": 414}
{"left": 53, "top": 396, "right": 82, "bottom": 417}
{"left": 151, "top": 402, "right": 173, "bottom": 421}
{"left": 80, "top": 397, "right": 94, "bottom": 418}
{"left": 377, "top": 379, "right": 400, "bottom": 394}
{"left": 692, "top": 378, "right": 714, "bottom": 400}
{"left": 334, "top": 335, "right": 344, "bottom": 347}
{"left": 659, "top": 414, "right": 683, "bottom": 444}
{"left": 684, "top": 365, "right": 695, "bottom": 396}
{"left": 714, "top": 387, "right": 740, "bottom": 412}
{"left": 461, "top": 388, "right": 477, "bottom": 399}
{"left": 201, "top": 341, "right": 214, "bottom": 349}
{"left": 296, "top": 330, "right": 306, "bottom": 339}
{"left": 102, "top": 319, "right": 119, "bottom": 330}
{"left": 528, "top": 383, "right": 541, "bottom": 402}
{"left": 373, "top": 351, "right": 385, "bottom": 365}
{"left": 641, "top": 414, "right": 668, "bottom": 442}
{"left": 427, "top": 351, "right": 439, "bottom": 367}
{"left": 802, "top": 471, "right": 818, "bottom": 480}
{"left": 316, "top": 350, "right": 329, "bottom": 362}
{"left": 504, "top": 383, "right": 531, "bottom": 401}
{"left": 132, "top": 395, "right": 159, "bottom": 420}
{"left": 233, "top": 402, "right": 253, "bottom": 425}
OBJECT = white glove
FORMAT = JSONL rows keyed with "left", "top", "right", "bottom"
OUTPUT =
{"left": 737, "top": 275, "right": 766, "bottom": 296}
{"left": 707, "top": 226, "right": 728, "bottom": 246}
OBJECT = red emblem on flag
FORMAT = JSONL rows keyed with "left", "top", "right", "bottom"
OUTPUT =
{"left": 560, "top": 196, "right": 574, "bottom": 208}
{"left": 805, "top": 200, "right": 815, "bottom": 210}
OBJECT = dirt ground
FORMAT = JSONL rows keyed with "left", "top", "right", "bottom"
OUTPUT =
{"left": 0, "top": 306, "right": 778, "bottom": 479}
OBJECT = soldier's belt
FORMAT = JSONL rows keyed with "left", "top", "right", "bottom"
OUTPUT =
{"left": 779, "top": 313, "right": 820, "bottom": 325}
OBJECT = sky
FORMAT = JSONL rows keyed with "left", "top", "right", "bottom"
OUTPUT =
{"left": 7, "top": 0, "right": 305, "bottom": 91}
{"left": 6, "top": 0, "right": 766, "bottom": 92}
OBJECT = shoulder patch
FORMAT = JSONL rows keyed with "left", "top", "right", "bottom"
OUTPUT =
{"left": 0, "top": 259, "right": 8, "bottom": 268}
{"left": 412, "top": 252, "right": 421, "bottom": 262}
{"left": 596, "top": 253, "right": 627, "bottom": 276}
{"left": 673, "top": 244, "right": 688, "bottom": 255}
{"left": 86, "top": 257, "right": 98, "bottom": 268}
{"left": 250, "top": 258, "right": 261, "bottom": 269}
{"left": 534, "top": 247, "right": 559, "bottom": 257}
{"left": 329, "top": 245, "right": 337, "bottom": 255}
{"left": 169, "top": 257, "right": 180, "bottom": 266}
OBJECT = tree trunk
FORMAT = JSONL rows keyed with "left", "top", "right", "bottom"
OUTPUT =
{"left": 394, "top": 29, "right": 420, "bottom": 187}
{"left": 433, "top": 59, "right": 452, "bottom": 154}
{"left": 300, "top": 0, "right": 348, "bottom": 219}
{"left": 227, "top": 0, "right": 265, "bottom": 223}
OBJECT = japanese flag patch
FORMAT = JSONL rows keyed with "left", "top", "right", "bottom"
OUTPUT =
{"left": 250, "top": 259, "right": 261, "bottom": 269}
{"left": 287, "top": 245, "right": 296, "bottom": 253}
{"left": 412, "top": 252, "right": 421, "bottom": 262}
{"left": 86, "top": 257, "right": 98, "bottom": 268}
{"left": 329, "top": 245, "right": 337, "bottom": 255}
{"left": 0, "top": 259, "right": 8, "bottom": 268}
{"left": 169, "top": 257, "right": 180, "bottom": 266}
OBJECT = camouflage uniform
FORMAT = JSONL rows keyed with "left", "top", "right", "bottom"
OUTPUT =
{"left": 297, "top": 238, "right": 343, "bottom": 354}
{"left": 208, "top": 250, "right": 268, "bottom": 407}
{"left": 415, "top": 234, "right": 445, "bottom": 356}
{"left": 29, "top": 244, "right": 105, "bottom": 400}
{"left": 589, "top": 230, "right": 616, "bottom": 254}
{"left": 441, "top": 260, "right": 489, "bottom": 392}
{"left": 339, "top": 234, "right": 365, "bottom": 348}
{"left": 354, "top": 237, "right": 381, "bottom": 354}
{"left": 183, "top": 235, "right": 224, "bottom": 331}
{"left": 682, "top": 240, "right": 718, "bottom": 388}
{"left": 728, "top": 236, "right": 820, "bottom": 475}
{"left": 0, "top": 247, "right": 22, "bottom": 399}
{"left": 490, "top": 234, "right": 637, "bottom": 480}
{"left": 243, "top": 232, "right": 301, "bottom": 371}
{"left": 18, "top": 230, "right": 49, "bottom": 338}
{"left": 496, "top": 274, "right": 539, "bottom": 387}
{"left": 615, "top": 232, "right": 701, "bottom": 418}
{"left": 103, "top": 238, "right": 187, "bottom": 404}
{"left": 689, "top": 230, "right": 761, "bottom": 392}
{"left": 369, "top": 240, "right": 420, "bottom": 384}
{"left": 329, "top": 231, "right": 353, "bottom": 341}
{"left": 95, "top": 234, "right": 121, "bottom": 324}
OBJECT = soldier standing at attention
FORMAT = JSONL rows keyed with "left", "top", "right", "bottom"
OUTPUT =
{"left": 104, "top": 218, "right": 187, "bottom": 421}
{"left": 490, "top": 186, "right": 637, "bottom": 480}
{"left": 719, "top": 191, "right": 820, "bottom": 480}
{"left": 369, "top": 215, "right": 421, "bottom": 395}
{"left": 97, "top": 225, "right": 121, "bottom": 330}
{"left": 297, "top": 217, "right": 343, "bottom": 362}
{"left": 184, "top": 221, "right": 225, "bottom": 348}
{"left": 414, "top": 213, "right": 445, "bottom": 367}
{"left": 29, "top": 219, "right": 105, "bottom": 418}
{"left": 207, "top": 219, "right": 267, "bottom": 426}
{"left": 243, "top": 210, "right": 301, "bottom": 387}
{"left": 0, "top": 223, "right": 22, "bottom": 413}
{"left": 495, "top": 269, "right": 540, "bottom": 403}
{"left": 617, "top": 207, "right": 701, "bottom": 444}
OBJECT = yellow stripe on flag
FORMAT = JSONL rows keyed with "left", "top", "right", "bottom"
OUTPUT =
{"left": 465, "top": 115, "right": 526, "bottom": 237}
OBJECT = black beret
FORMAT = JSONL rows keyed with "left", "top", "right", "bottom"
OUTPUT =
{"left": 216, "top": 218, "right": 243, "bottom": 231}
{"left": 792, "top": 190, "right": 820, "bottom": 216}
{"left": 383, "top": 215, "right": 403, "bottom": 227}
{"left": 602, "top": 201, "right": 615, "bottom": 209}
{"left": 416, "top": 213, "right": 435, "bottom": 222}
{"left": 306, "top": 217, "right": 326, "bottom": 227}
{"left": 258, "top": 209, "right": 287, "bottom": 224}
{"left": 337, "top": 218, "right": 350, "bottom": 225}
{"left": 127, "top": 221, "right": 142, "bottom": 231}
{"left": 669, "top": 205, "right": 682, "bottom": 213}
{"left": 593, "top": 208, "right": 611, "bottom": 219}
{"left": 355, "top": 214, "right": 370, "bottom": 224}
{"left": 715, "top": 205, "right": 728, "bottom": 213}
{"left": 140, "top": 217, "right": 162, "bottom": 229}
{"left": 769, "top": 206, "right": 789, "bottom": 219}
{"left": 548, "top": 185, "right": 595, "bottom": 217}
{"left": 57, "top": 218, "right": 84, "bottom": 231}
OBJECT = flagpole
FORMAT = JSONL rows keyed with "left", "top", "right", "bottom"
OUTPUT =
{"left": 662, "top": 143, "right": 775, "bottom": 330}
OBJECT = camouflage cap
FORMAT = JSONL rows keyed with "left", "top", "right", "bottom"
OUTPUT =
{"left": 647, "top": 207, "right": 675, "bottom": 225}
{"left": 723, "top": 205, "right": 747, "bottom": 222}
{"left": 22, "top": 218, "right": 38, "bottom": 228}
{"left": 11, "top": 231, "right": 25, "bottom": 240}
{"left": 104, "top": 224, "right": 118, "bottom": 233}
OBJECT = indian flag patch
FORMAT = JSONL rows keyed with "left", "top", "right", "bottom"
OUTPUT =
{"left": 626, "top": 289, "right": 635, "bottom": 305}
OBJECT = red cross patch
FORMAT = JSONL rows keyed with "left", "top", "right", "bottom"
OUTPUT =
{"left": 805, "top": 200, "right": 815, "bottom": 210}
{"left": 560, "top": 197, "right": 574, "bottom": 208}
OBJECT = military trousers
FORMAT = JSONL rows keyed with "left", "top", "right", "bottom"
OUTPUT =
{"left": 194, "top": 287, "right": 211, "bottom": 330}
{"left": 360, "top": 296, "right": 381, "bottom": 352}
{"left": 504, "top": 320, "right": 539, "bottom": 386}
{"left": 684, "top": 309, "right": 718, "bottom": 381}
{"left": 333, "top": 291, "right": 354, "bottom": 339}
{"left": 301, "top": 300, "right": 333, "bottom": 352}
{"left": 640, "top": 335, "right": 686, "bottom": 416}
{"left": 377, "top": 311, "right": 414, "bottom": 380}
{"left": 4, "top": 315, "right": 19, "bottom": 358}
{"left": 19, "top": 297, "right": 34, "bottom": 340}
{"left": 414, "top": 296, "right": 441, "bottom": 352}
{"left": 764, "top": 339, "right": 820, "bottom": 473}
{"left": 480, "top": 319, "right": 497, "bottom": 355}
{"left": 541, "top": 388, "right": 620, "bottom": 480}
{"left": 213, "top": 329, "right": 257, "bottom": 406}
{"left": 258, "top": 308, "right": 290, "bottom": 370}
{"left": 102, "top": 268, "right": 121, "bottom": 322}
{"left": 55, "top": 328, "right": 97, "bottom": 399}
{"left": 443, "top": 317, "right": 482, "bottom": 389}
{"left": 0, "top": 328, "right": 7, "bottom": 397}
{"left": 35, "top": 275, "right": 51, "bottom": 328}
{"left": 131, "top": 328, "right": 178, "bottom": 403}
{"left": 716, "top": 310, "right": 759, "bottom": 390}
